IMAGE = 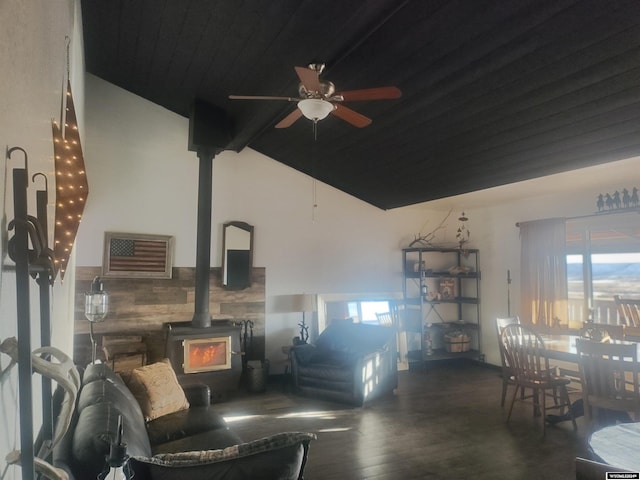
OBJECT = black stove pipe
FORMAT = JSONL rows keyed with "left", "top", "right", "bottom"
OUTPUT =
{"left": 192, "top": 147, "right": 215, "bottom": 328}
{"left": 188, "top": 100, "right": 234, "bottom": 329}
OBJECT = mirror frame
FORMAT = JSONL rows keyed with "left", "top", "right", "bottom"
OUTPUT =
{"left": 221, "top": 221, "right": 254, "bottom": 290}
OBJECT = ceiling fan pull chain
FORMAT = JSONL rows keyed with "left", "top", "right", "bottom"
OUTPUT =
{"left": 312, "top": 121, "right": 319, "bottom": 222}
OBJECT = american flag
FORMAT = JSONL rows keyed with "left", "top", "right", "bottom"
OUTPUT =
{"left": 109, "top": 238, "right": 168, "bottom": 272}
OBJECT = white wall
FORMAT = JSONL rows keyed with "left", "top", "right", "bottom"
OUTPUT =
{"left": 0, "top": 1, "right": 83, "bottom": 478}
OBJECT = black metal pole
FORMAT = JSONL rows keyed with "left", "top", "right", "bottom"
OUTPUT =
{"left": 192, "top": 147, "right": 215, "bottom": 328}
{"left": 35, "top": 187, "right": 53, "bottom": 449}
{"left": 13, "top": 167, "right": 35, "bottom": 480}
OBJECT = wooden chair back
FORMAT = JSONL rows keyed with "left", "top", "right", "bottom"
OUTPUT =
{"left": 496, "top": 316, "right": 520, "bottom": 333}
{"left": 376, "top": 312, "right": 394, "bottom": 327}
{"left": 495, "top": 317, "right": 521, "bottom": 406}
{"left": 614, "top": 295, "right": 640, "bottom": 326}
{"left": 575, "top": 338, "right": 640, "bottom": 427}
{"left": 501, "top": 323, "right": 552, "bottom": 385}
{"left": 495, "top": 317, "right": 520, "bottom": 370}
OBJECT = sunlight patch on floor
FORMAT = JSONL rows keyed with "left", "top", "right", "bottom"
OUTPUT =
{"left": 223, "top": 414, "right": 262, "bottom": 423}
{"left": 276, "top": 410, "right": 338, "bottom": 420}
{"left": 317, "top": 427, "right": 352, "bottom": 433}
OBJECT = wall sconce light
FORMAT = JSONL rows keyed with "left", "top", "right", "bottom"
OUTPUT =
{"left": 84, "top": 276, "right": 109, "bottom": 363}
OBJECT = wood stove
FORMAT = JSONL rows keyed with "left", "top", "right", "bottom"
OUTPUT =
{"left": 183, "top": 336, "right": 232, "bottom": 373}
{"left": 165, "top": 322, "right": 242, "bottom": 398}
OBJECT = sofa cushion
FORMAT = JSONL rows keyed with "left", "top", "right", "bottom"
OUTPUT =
{"left": 77, "top": 376, "right": 145, "bottom": 420}
{"left": 151, "top": 427, "right": 244, "bottom": 455}
{"left": 296, "top": 363, "right": 353, "bottom": 383}
{"left": 126, "top": 359, "right": 190, "bottom": 421}
{"left": 132, "top": 432, "right": 316, "bottom": 480}
{"left": 146, "top": 406, "right": 231, "bottom": 446}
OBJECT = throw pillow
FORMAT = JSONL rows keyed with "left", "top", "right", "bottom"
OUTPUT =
{"left": 125, "top": 359, "right": 189, "bottom": 421}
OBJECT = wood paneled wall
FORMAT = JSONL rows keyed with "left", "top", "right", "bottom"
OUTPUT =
{"left": 74, "top": 266, "right": 265, "bottom": 366}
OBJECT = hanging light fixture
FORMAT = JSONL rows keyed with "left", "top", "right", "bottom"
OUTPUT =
{"left": 84, "top": 276, "right": 109, "bottom": 363}
{"left": 98, "top": 415, "right": 133, "bottom": 480}
{"left": 297, "top": 98, "right": 334, "bottom": 122}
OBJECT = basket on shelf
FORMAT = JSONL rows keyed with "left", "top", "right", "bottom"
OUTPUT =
{"left": 444, "top": 331, "right": 470, "bottom": 353}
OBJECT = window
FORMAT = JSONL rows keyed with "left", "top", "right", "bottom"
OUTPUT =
{"left": 347, "top": 301, "right": 391, "bottom": 324}
{"left": 565, "top": 212, "right": 640, "bottom": 327}
{"left": 320, "top": 293, "right": 402, "bottom": 331}
{"left": 325, "top": 299, "right": 391, "bottom": 325}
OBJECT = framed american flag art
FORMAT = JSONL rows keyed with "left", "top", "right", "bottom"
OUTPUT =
{"left": 102, "top": 232, "right": 174, "bottom": 279}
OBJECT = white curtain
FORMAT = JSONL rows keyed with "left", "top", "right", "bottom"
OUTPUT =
{"left": 520, "top": 218, "right": 568, "bottom": 329}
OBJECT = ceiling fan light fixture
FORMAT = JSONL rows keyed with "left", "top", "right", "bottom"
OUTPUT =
{"left": 297, "top": 98, "right": 334, "bottom": 121}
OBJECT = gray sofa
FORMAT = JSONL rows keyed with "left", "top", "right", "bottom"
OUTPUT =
{"left": 291, "top": 322, "right": 398, "bottom": 406}
{"left": 53, "top": 362, "right": 315, "bottom": 480}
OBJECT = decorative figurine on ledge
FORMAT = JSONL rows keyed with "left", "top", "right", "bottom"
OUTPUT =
{"left": 596, "top": 186, "right": 638, "bottom": 212}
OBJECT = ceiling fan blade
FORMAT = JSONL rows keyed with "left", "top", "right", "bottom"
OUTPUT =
{"left": 294, "top": 66, "right": 321, "bottom": 92}
{"left": 331, "top": 104, "right": 372, "bottom": 128}
{"left": 334, "top": 86, "right": 402, "bottom": 101}
{"left": 275, "top": 108, "right": 303, "bottom": 128}
{"left": 229, "top": 95, "right": 298, "bottom": 101}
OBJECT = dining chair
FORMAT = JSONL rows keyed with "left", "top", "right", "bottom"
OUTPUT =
{"left": 614, "top": 295, "right": 640, "bottom": 327}
{"left": 495, "top": 316, "right": 520, "bottom": 407}
{"left": 501, "top": 323, "right": 577, "bottom": 435}
{"left": 575, "top": 338, "right": 640, "bottom": 430}
{"left": 376, "top": 311, "right": 394, "bottom": 327}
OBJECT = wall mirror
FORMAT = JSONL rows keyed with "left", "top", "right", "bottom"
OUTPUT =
{"left": 222, "top": 221, "right": 253, "bottom": 289}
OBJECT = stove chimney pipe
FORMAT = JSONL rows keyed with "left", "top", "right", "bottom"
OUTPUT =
{"left": 188, "top": 100, "right": 234, "bottom": 328}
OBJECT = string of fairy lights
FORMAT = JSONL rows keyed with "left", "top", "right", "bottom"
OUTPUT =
{"left": 51, "top": 80, "right": 88, "bottom": 279}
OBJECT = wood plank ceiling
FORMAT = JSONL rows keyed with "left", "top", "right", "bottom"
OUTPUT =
{"left": 81, "top": 0, "right": 640, "bottom": 209}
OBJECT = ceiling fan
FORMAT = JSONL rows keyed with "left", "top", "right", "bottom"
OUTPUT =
{"left": 229, "top": 63, "right": 401, "bottom": 128}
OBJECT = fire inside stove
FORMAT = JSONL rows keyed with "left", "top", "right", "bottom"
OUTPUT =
{"left": 183, "top": 336, "right": 232, "bottom": 373}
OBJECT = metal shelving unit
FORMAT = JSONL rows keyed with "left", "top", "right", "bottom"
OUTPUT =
{"left": 402, "top": 247, "right": 482, "bottom": 367}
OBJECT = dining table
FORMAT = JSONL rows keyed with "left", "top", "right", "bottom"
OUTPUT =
{"left": 539, "top": 334, "right": 583, "bottom": 363}
{"left": 540, "top": 334, "right": 640, "bottom": 362}
{"left": 589, "top": 422, "right": 640, "bottom": 473}
{"left": 538, "top": 333, "right": 640, "bottom": 381}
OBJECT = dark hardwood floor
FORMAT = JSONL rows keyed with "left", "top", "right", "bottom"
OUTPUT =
{"left": 214, "top": 360, "right": 591, "bottom": 479}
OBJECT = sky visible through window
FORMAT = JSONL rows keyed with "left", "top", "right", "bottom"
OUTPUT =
{"left": 348, "top": 301, "right": 390, "bottom": 323}
{"left": 567, "top": 252, "right": 640, "bottom": 301}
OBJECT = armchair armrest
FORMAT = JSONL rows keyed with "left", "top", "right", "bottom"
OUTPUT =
{"left": 291, "top": 343, "right": 317, "bottom": 365}
{"left": 182, "top": 383, "right": 211, "bottom": 407}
